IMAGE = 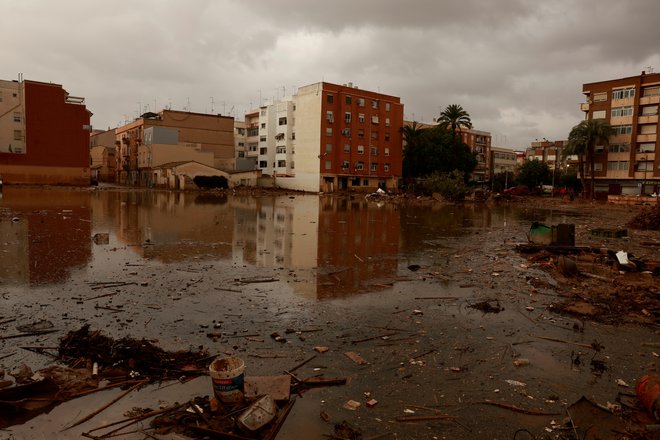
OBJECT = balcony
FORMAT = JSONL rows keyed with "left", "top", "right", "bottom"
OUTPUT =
{"left": 580, "top": 102, "right": 590, "bottom": 112}
{"left": 637, "top": 134, "right": 657, "bottom": 143}
{"left": 640, "top": 95, "right": 660, "bottom": 105}
{"left": 638, "top": 115, "right": 659, "bottom": 124}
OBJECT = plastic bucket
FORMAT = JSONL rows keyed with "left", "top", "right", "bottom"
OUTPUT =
{"left": 209, "top": 356, "right": 245, "bottom": 403}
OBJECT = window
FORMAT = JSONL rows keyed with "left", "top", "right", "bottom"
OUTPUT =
{"left": 357, "top": 98, "right": 365, "bottom": 107}
{"left": 13, "top": 112, "right": 21, "bottom": 122}
{"left": 370, "top": 146, "right": 378, "bottom": 156}
{"left": 371, "top": 131, "right": 378, "bottom": 139}
{"left": 637, "top": 161, "right": 653, "bottom": 171}
{"left": 592, "top": 110, "right": 606, "bottom": 119}
{"left": 327, "top": 94, "right": 334, "bottom": 103}
{"left": 342, "top": 160, "right": 350, "bottom": 169}
{"left": 384, "top": 147, "right": 390, "bottom": 156}
{"left": 371, "top": 100, "right": 378, "bottom": 109}
{"left": 278, "top": 160, "right": 286, "bottom": 167}
{"left": 593, "top": 92, "right": 607, "bottom": 102}
{"left": 342, "top": 128, "right": 351, "bottom": 137}
{"left": 326, "top": 127, "right": 333, "bottom": 136}
{"left": 613, "top": 125, "right": 633, "bottom": 135}
{"left": 325, "top": 160, "right": 332, "bottom": 170}
{"left": 261, "top": 123, "right": 266, "bottom": 129}
{"left": 358, "top": 113, "right": 365, "bottom": 123}
{"left": 326, "top": 111, "right": 334, "bottom": 122}
{"left": 608, "top": 143, "right": 630, "bottom": 153}
{"left": 276, "top": 146, "right": 286, "bottom": 154}
{"left": 363, "top": 179, "right": 369, "bottom": 186}
{"left": 259, "top": 160, "right": 267, "bottom": 168}
{"left": 608, "top": 161, "right": 629, "bottom": 171}
{"left": 357, "top": 145, "right": 364, "bottom": 154}
{"left": 325, "top": 143, "right": 332, "bottom": 153}
{"left": 385, "top": 117, "right": 390, "bottom": 127}
{"left": 278, "top": 117, "right": 287, "bottom": 125}
{"left": 13, "top": 130, "right": 21, "bottom": 140}
{"left": 384, "top": 163, "right": 390, "bottom": 172}
{"left": 344, "top": 143, "right": 350, "bottom": 153}
{"left": 260, "top": 136, "right": 267, "bottom": 142}
{"left": 247, "top": 127, "right": 259, "bottom": 136}
{"left": 595, "top": 145, "right": 605, "bottom": 154}
{"left": 344, "top": 112, "right": 351, "bottom": 123}
{"left": 259, "top": 147, "right": 267, "bottom": 155}
{"left": 238, "top": 151, "right": 245, "bottom": 158}
{"left": 612, "top": 87, "right": 635, "bottom": 100}
{"left": 238, "top": 142, "right": 245, "bottom": 147}
{"left": 261, "top": 109, "right": 266, "bottom": 116}
{"left": 638, "top": 143, "right": 655, "bottom": 152}
{"left": 358, "top": 129, "right": 365, "bottom": 138}
{"left": 291, "top": 132, "right": 296, "bottom": 140}
{"left": 593, "top": 163, "right": 603, "bottom": 172}
{"left": 611, "top": 106, "right": 633, "bottom": 117}
{"left": 370, "top": 163, "right": 378, "bottom": 172}
{"left": 643, "top": 86, "right": 660, "bottom": 97}
{"left": 371, "top": 115, "right": 379, "bottom": 124}
{"left": 345, "top": 96, "right": 352, "bottom": 105}
{"left": 642, "top": 105, "right": 658, "bottom": 115}
{"left": 355, "top": 161, "right": 364, "bottom": 170}
{"left": 384, "top": 132, "right": 390, "bottom": 141}
{"left": 385, "top": 102, "right": 391, "bottom": 111}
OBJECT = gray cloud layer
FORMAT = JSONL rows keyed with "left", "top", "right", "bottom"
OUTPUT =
{"left": 2, "top": 0, "right": 659, "bottom": 148}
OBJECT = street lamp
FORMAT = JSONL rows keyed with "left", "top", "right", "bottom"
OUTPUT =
{"left": 640, "top": 155, "right": 648, "bottom": 195}
{"left": 502, "top": 166, "right": 508, "bottom": 190}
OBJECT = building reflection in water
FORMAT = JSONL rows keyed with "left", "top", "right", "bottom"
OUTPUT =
{"left": 2, "top": 188, "right": 534, "bottom": 298}
{"left": 0, "top": 187, "right": 91, "bottom": 286}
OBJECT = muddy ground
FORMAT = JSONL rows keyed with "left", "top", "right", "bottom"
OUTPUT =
{"left": 0, "top": 192, "right": 659, "bottom": 440}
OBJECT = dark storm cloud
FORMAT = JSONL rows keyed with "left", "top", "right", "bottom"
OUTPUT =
{"left": 2, "top": 0, "right": 659, "bottom": 147}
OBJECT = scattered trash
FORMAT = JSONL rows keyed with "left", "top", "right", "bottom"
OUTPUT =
{"left": 237, "top": 394, "right": 277, "bottom": 433}
{"left": 513, "top": 358, "right": 530, "bottom": 367}
{"left": 616, "top": 378, "right": 630, "bottom": 388}
{"left": 209, "top": 356, "right": 245, "bottom": 404}
{"left": 244, "top": 375, "right": 290, "bottom": 402}
{"left": 366, "top": 398, "right": 378, "bottom": 407}
{"left": 314, "top": 346, "right": 329, "bottom": 353}
{"left": 505, "top": 379, "right": 526, "bottom": 387}
{"left": 92, "top": 232, "right": 109, "bottom": 245}
{"left": 344, "top": 352, "right": 368, "bottom": 365}
{"left": 557, "top": 255, "right": 577, "bottom": 276}
{"left": 343, "top": 399, "right": 361, "bottom": 410}
{"left": 270, "top": 332, "right": 286, "bottom": 343}
{"left": 636, "top": 375, "right": 660, "bottom": 420}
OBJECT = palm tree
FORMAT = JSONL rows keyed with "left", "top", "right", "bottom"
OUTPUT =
{"left": 566, "top": 119, "right": 614, "bottom": 199}
{"left": 438, "top": 104, "right": 472, "bottom": 139}
{"left": 401, "top": 121, "right": 424, "bottom": 178}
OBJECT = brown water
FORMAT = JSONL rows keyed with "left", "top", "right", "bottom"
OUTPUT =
{"left": 5, "top": 187, "right": 632, "bottom": 440}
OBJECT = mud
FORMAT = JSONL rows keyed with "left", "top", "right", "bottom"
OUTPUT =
{"left": 0, "top": 187, "right": 658, "bottom": 439}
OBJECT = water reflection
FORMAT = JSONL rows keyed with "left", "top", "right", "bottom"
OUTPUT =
{"left": 0, "top": 188, "right": 580, "bottom": 297}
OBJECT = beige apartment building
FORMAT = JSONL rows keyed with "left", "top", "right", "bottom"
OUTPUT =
{"left": 115, "top": 110, "right": 234, "bottom": 186}
{"left": 581, "top": 71, "right": 659, "bottom": 195}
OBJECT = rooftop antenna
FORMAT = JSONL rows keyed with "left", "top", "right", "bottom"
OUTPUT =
{"left": 211, "top": 97, "right": 215, "bottom": 113}
{"left": 647, "top": 66, "right": 655, "bottom": 73}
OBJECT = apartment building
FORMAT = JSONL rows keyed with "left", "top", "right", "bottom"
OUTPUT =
{"left": 115, "top": 110, "right": 234, "bottom": 185}
{"left": 244, "top": 82, "right": 404, "bottom": 193}
{"left": 0, "top": 78, "right": 91, "bottom": 185}
{"left": 581, "top": 71, "right": 660, "bottom": 195}
{"left": 491, "top": 146, "right": 518, "bottom": 175}
{"left": 458, "top": 128, "right": 491, "bottom": 182}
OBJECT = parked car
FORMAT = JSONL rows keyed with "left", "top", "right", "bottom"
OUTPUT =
{"left": 503, "top": 186, "right": 530, "bottom": 196}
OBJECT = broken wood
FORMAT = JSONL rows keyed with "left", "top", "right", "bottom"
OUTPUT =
{"left": 237, "top": 277, "right": 279, "bottom": 284}
{"left": 301, "top": 377, "right": 347, "bottom": 387}
{"left": 533, "top": 335, "right": 597, "bottom": 349}
{"left": 214, "top": 287, "right": 242, "bottom": 293}
{"left": 0, "top": 330, "right": 58, "bottom": 340}
{"left": 478, "top": 399, "right": 561, "bottom": 415}
{"left": 63, "top": 379, "right": 148, "bottom": 430}
{"left": 289, "top": 354, "right": 317, "bottom": 372}
{"left": 344, "top": 351, "right": 368, "bottom": 365}
{"left": 414, "top": 296, "right": 459, "bottom": 300}
{"left": 396, "top": 414, "right": 459, "bottom": 422}
{"left": 352, "top": 332, "right": 397, "bottom": 344}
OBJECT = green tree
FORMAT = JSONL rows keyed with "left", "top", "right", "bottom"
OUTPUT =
{"left": 438, "top": 104, "right": 472, "bottom": 139}
{"left": 403, "top": 126, "right": 477, "bottom": 179}
{"left": 516, "top": 159, "right": 550, "bottom": 189}
{"left": 565, "top": 119, "right": 614, "bottom": 198}
{"left": 424, "top": 170, "right": 472, "bottom": 202}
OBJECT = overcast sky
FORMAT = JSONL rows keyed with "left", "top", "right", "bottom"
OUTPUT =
{"left": 3, "top": 0, "right": 659, "bottom": 149}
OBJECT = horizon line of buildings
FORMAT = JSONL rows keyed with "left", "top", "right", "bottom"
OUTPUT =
{"left": 1, "top": 72, "right": 658, "bottom": 194}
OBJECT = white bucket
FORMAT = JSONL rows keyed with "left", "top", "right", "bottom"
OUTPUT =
{"left": 209, "top": 356, "right": 245, "bottom": 403}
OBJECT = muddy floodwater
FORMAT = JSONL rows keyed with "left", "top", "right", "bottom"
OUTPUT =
{"left": 0, "top": 186, "right": 658, "bottom": 439}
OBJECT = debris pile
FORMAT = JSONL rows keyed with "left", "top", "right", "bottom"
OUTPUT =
{"left": 628, "top": 204, "right": 660, "bottom": 231}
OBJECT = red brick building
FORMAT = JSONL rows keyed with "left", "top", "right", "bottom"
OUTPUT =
{"left": 0, "top": 79, "right": 91, "bottom": 185}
